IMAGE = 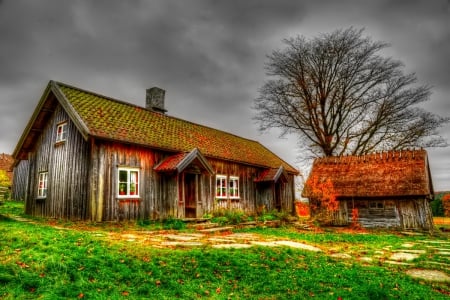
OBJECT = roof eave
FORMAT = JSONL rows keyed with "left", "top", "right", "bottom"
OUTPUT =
{"left": 50, "top": 81, "right": 91, "bottom": 141}
{"left": 12, "top": 82, "right": 53, "bottom": 161}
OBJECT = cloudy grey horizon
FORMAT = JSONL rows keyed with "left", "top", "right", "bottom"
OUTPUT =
{"left": 1, "top": 0, "right": 449, "bottom": 191}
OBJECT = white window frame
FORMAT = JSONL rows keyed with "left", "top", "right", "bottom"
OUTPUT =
{"left": 117, "top": 167, "right": 140, "bottom": 198}
{"left": 215, "top": 175, "right": 227, "bottom": 199}
{"left": 37, "top": 172, "right": 48, "bottom": 198}
{"left": 229, "top": 176, "right": 240, "bottom": 199}
{"left": 56, "top": 122, "right": 68, "bottom": 143}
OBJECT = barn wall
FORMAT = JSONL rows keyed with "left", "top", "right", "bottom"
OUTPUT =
{"left": 339, "top": 198, "right": 434, "bottom": 229}
{"left": 22, "top": 105, "right": 90, "bottom": 220}
{"left": 207, "top": 159, "right": 295, "bottom": 215}
{"left": 12, "top": 160, "right": 29, "bottom": 201}
{"left": 207, "top": 158, "right": 258, "bottom": 213}
{"left": 88, "top": 145, "right": 296, "bottom": 221}
{"left": 88, "top": 142, "right": 165, "bottom": 221}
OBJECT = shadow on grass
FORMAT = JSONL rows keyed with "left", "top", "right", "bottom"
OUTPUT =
{"left": 0, "top": 214, "right": 16, "bottom": 222}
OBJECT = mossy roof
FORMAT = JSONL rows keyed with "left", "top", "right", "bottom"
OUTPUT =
{"left": 52, "top": 81, "right": 297, "bottom": 173}
{"left": 303, "top": 149, "right": 433, "bottom": 198}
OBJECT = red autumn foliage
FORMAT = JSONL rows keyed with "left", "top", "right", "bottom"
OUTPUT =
{"left": 442, "top": 194, "right": 450, "bottom": 217}
{"left": 295, "top": 202, "right": 310, "bottom": 217}
{"left": 305, "top": 176, "right": 338, "bottom": 224}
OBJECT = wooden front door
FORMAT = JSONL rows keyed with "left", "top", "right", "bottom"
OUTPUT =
{"left": 274, "top": 182, "right": 282, "bottom": 211}
{"left": 184, "top": 173, "right": 197, "bottom": 218}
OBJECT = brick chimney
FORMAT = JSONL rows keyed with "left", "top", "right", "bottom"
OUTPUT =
{"left": 146, "top": 87, "right": 167, "bottom": 114}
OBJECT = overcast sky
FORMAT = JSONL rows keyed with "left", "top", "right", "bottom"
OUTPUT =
{"left": 1, "top": 0, "right": 449, "bottom": 191}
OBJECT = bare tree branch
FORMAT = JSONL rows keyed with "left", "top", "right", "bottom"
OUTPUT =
{"left": 254, "top": 27, "right": 449, "bottom": 157}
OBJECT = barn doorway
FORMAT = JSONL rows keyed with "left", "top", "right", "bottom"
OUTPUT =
{"left": 274, "top": 182, "right": 283, "bottom": 211}
{"left": 184, "top": 173, "right": 198, "bottom": 218}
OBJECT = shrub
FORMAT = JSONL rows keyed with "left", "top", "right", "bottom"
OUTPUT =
{"left": 443, "top": 194, "right": 450, "bottom": 217}
{"left": 211, "top": 209, "right": 247, "bottom": 225}
{"left": 431, "top": 196, "right": 444, "bottom": 217}
{"left": 162, "top": 216, "right": 186, "bottom": 230}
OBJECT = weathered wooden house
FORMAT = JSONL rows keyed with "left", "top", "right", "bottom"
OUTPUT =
{"left": 12, "top": 81, "right": 297, "bottom": 221}
{"left": 303, "top": 150, "right": 434, "bottom": 230}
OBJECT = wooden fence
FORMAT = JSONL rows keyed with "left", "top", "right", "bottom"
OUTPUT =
{"left": 0, "top": 186, "right": 10, "bottom": 201}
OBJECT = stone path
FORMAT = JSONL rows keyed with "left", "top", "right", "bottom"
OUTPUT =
{"left": 5, "top": 214, "right": 450, "bottom": 283}
{"left": 106, "top": 226, "right": 450, "bottom": 282}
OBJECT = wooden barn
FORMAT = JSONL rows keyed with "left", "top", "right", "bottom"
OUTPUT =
{"left": 12, "top": 81, "right": 297, "bottom": 221}
{"left": 303, "top": 150, "right": 434, "bottom": 230}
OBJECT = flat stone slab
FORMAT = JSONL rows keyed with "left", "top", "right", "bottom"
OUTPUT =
{"left": 401, "top": 231, "right": 424, "bottom": 236}
{"left": 421, "top": 240, "right": 450, "bottom": 244}
{"left": 406, "top": 269, "right": 450, "bottom": 282}
{"left": 401, "top": 243, "right": 415, "bottom": 248}
{"left": 438, "top": 251, "right": 450, "bottom": 256}
{"left": 330, "top": 253, "right": 352, "bottom": 259}
{"left": 389, "top": 252, "right": 420, "bottom": 261}
{"left": 273, "top": 241, "right": 322, "bottom": 252}
{"left": 392, "top": 249, "right": 426, "bottom": 254}
{"left": 212, "top": 244, "right": 252, "bottom": 249}
{"left": 164, "top": 234, "right": 199, "bottom": 241}
{"left": 385, "top": 260, "right": 413, "bottom": 266}
{"left": 161, "top": 241, "right": 203, "bottom": 247}
{"left": 208, "top": 238, "right": 236, "bottom": 243}
{"left": 251, "top": 241, "right": 279, "bottom": 247}
{"left": 359, "top": 257, "right": 373, "bottom": 263}
{"left": 198, "top": 226, "right": 234, "bottom": 233}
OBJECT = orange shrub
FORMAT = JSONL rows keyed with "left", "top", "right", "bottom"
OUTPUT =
{"left": 443, "top": 194, "right": 450, "bottom": 217}
{"left": 295, "top": 201, "right": 310, "bottom": 217}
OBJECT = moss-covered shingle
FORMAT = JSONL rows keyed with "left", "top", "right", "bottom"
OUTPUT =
{"left": 56, "top": 82, "right": 297, "bottom": 173}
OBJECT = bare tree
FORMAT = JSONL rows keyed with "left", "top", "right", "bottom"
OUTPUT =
{"left": 254, "top": 27, "right": 448, "bottom": 157}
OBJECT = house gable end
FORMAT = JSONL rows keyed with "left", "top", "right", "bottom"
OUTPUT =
{"left": 12, "top": 81, "right": 92, "bottom": 163}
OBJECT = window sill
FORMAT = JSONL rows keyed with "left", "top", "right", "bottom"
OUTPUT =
{"left": 117, "top": 198, "right": 141, "bottom": 204}
{"left": 117, "top": 196, "right": 141, "bottom": 200}
{"left": 54, "top": 140, "right": 66, "bottom": 147}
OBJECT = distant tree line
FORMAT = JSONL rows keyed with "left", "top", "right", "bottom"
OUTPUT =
{"left": 432, "top": 192, "right": 450, "bottom": 217}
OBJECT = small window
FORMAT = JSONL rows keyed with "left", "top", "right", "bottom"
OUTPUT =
{"left": 56, "top": 122, "right": 68, "bottom": 143}
{"left": 37, "top": 172, "right": 48, "bottom": 198}
{"left": 369, "top": 201, "right": 384, "bottom": 209}
{"left": 118, "top": 168, "right": 140, "bottom": 198}
{"left": 216, "top": 175, "right": 227, "bottom": 199}
{"left": 229, "top": 176, "right": 240, "bottom": 199}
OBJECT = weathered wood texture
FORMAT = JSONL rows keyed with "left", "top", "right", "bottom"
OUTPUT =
{"left": 88, "top": 142, "right": 161, "bottom": 221}
{"left": 19, "top": 105, "right": 90, "bottom": 220}
{"left": 331, "top": 198, "right": 434, "bottom": 229}
{"left": 88, "top": 143, "right": 295, "bottom": 221}
{"left": 12, "top": 160, "right": 29, "bottom": 201}
{"left": 15, "top": 106, "right": 296, "bottom": 221}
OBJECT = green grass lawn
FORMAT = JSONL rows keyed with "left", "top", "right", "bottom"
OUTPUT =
{"left": 0, "top": 201, "right": 449, "bottom": 299}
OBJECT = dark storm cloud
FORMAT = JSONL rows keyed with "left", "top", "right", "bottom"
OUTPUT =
{"left": 0, "top": 0, "right": 448, "bottom": 189}
{"left": 371, "top": 0, "right": 450, "bottom": 87}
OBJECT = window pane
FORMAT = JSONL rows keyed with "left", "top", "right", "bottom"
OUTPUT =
{"left": 118, "top": 168, "right": 139, "bottom": 197}
{"left": 229, "top": 177, "right": 239, "bottom": 198}
{"left": 216, "top": 176, "right": 227, "bottom": 198}
{"left": 38, "top": 172, "right": 48, "bottom": 198}
{"left": 119, "top": 170, "right": 128, "bottom": 182}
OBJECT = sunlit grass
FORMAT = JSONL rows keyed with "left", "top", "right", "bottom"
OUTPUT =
{"left": 0, "top": 202, "right": 449, "bottom": 299}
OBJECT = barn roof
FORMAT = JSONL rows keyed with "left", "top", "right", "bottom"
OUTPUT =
{"left": 303, "top": 149, "right": 434, "bottom": 198}
{"left": 13, "top": 81, "right": 297, "bottom": 173}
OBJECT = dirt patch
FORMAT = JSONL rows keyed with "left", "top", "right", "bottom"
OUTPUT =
{"left": 406, "top": 269, "right": 450, "bottom": 282}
